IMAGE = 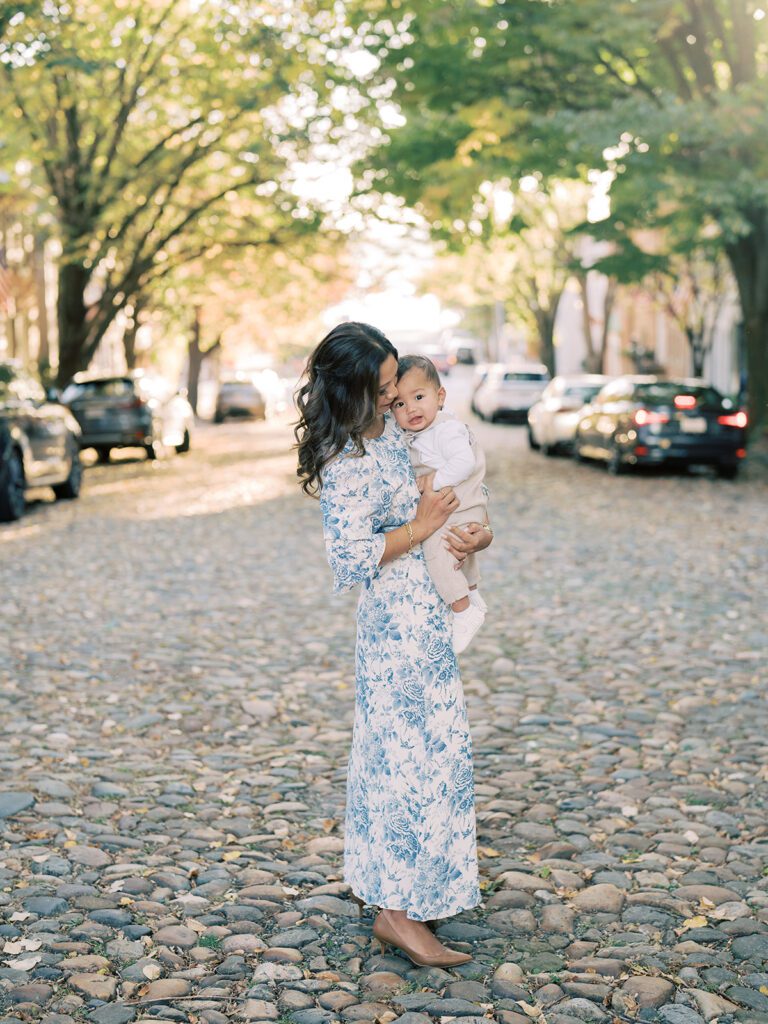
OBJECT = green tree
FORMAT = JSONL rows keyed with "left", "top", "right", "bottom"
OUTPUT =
{"left": 349, "top": 0, "right": 768, "bottom": 434}
{"left": 0, "top": 0, "right": 325, "bottom": 386}
{"left": 421, "top": 179, "right": 591, "bottom": 372}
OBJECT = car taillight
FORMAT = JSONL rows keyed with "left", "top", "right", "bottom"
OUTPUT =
{"left": 634, "top": 409, "right": 669, "bottom": 426}
{"left": 717, "top": 411, "right": 747, "bottom": 428}
{"left": 115, "top": 397, "right": 144, "bottom": 411}
{"left": 674, "top": 395, "right": 697, "bottom": 409}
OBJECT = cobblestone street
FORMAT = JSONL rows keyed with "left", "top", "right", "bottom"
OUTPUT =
{"left": 2, "top": 407, "right": 768, "bottom": 1024}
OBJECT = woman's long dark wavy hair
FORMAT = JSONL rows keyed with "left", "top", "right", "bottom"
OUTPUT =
{"left": 295, "top": 322, "right": 398, "bottom": 496}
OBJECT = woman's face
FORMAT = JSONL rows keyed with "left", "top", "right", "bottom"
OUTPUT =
{"left": 376, "top": 354, "right": 399, "bottom": 414}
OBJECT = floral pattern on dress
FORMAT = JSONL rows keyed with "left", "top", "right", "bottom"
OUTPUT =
{"left": 320, "top": 414, "right": 480, "bottom": 921}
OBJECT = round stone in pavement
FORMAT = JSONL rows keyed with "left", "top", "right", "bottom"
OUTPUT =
{"left": 620, "top": 976, "right": 675, "bottom": 1008}
{"left": 88, "top": 1005, "right": 137, "bottom": 1024}
{"left": 656, "top": 1007, "right": 706, "bottom": 1024}
{"left": 731, "top": 934, "right": 768, "bottom": 962}
{"left": 23, "top": 896, "right": 69, "bottom": 915}
{"left": 152, "top": 925, "right": 199, "bottom": 948}
{"left": 0, "top": 792, "right": 35, "bottom": 817}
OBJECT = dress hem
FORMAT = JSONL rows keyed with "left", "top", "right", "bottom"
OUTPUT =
{"left": 347, "top": 883, "right": 483, "bottom": 923}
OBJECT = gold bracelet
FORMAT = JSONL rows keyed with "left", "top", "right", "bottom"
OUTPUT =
{"left": 404, "top": 520, "right": 414, "bottom": 553}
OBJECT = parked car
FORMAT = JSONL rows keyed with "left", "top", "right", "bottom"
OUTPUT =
{"left": 528, "top": 374, "right": 611, "bottom": 454}
{"left": 472, "top": 363, "right": 550, "bottom": 423}
{"left": 447, "top": 336, "right": 481, "bottom": 365}
{"left": 61, "top": 371, "right": 193, "bottom": 462}
{"left": 214, "top": 376, "right": 267, "bottom": 423}
{"left": 573, "top": 376, "right": 748, "bottom": 477}
{"left": 0, "top": 361, "right": 83, "bottom": 521}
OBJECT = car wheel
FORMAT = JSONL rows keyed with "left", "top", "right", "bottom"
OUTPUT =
{"left": 53, "top": 448, "right": 83, "bottom": 500}
{"left": 607, "top": 443, "right": 626, "bottom": 475}
{"left": 95, "top": 446, "right": 111, "bottom": 463}
{"left": 175, "top": 428, "right": 191, "bottom": 454}
{"left": 214, "top": 410, "right": 224, "bottom": 424}
{"left": 542, "top": 441, "right": 557, "bottom": 457}
{"left": 490, "top": 412, "right": 500, "bottom": 424}
{"left": 0, "top": 449, "right": 26, "bottom": 522}
{"left": 145, "top": 441, "right": 159, "bottom": 461}
{"left": 717, "top": 462, "right": 739, "bottom": 480}
{"left": 527, "top": 426, "right": 540, "bottom": 451}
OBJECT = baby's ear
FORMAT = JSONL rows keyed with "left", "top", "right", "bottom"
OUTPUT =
{"left": 438, "top": 385, "right": 447, "bottom": 408}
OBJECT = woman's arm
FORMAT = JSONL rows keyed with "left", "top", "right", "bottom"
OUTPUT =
{"left": 379, "top": 472, "right": 459, "bottom": 567}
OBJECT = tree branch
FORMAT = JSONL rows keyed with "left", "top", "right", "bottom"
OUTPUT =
{"left": 91, "top": 1, "right": 191, "bottom": 205}
{"left": 2, "top": 67, "right": 62, "bottom": 199}
{"left": 593, "top": 46, "right": 662, "bottom": 106}
{"left": 656, "top": 38, "right": 695, "bottom": 101}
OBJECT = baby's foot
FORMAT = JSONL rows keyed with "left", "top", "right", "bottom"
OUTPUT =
{"left": 468, "top": 590, "right": 487, "bottom": 614}
{"left": 453, "top": 603, "right": 485, "bottom": 654}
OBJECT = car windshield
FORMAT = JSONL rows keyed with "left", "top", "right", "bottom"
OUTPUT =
{"left": 503, "top": 371, "right": 548, "bottom": 382}
{"left": 633, "top": 383, "right": 724, "bottom": 408}
{"left": 563, "top": 385, "right": 602, "bottom": 400}
{"left": 61, "top": 378, "right": 134, "bottom": 402}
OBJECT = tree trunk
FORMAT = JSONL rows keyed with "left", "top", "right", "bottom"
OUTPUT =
{"left": 122, "top": 296, "right": 144, "bottom": 370}
{"left": 687, "top": 327, "right": 706, "bottom": 378}
{"left": 577, "top": 272, "right": 598, "bottom": 372}
{"left": 187, "top": 308, "right": 204, "bottom": 414}
{"left": 55, "top": 261, "right": 91, "bottom": 386}
{"left": 33, "top": 233, "right": 50, "bottom": 380}
{"left": 186, "top": 306, "right": 221, "bottom": 415}
{"left": 726, "top": 223, "right": 768, "bottom": 438}
{"left": 6, "top": 314, "right": 18, "bottom": 359}
{"left": 535, "top": 308, "right": 557, "bottom": 376}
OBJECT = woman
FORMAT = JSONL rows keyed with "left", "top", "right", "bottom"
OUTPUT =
{"left": 295, "top": 322, "right": 493, "bottom": 968}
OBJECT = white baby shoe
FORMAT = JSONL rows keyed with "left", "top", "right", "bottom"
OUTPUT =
{"left": 468, "top": 590, "right": 487, "bottom": 614}
{"left": 453, "top": 603, "right": 485, "bottom": 654}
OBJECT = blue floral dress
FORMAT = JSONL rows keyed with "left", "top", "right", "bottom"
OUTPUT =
{"left": 320, "top": 413, "right": 480, "bottom": 921}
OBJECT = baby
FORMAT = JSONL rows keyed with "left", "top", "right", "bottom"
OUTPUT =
{"left": 392, "top": 355, "right": 489, "bottom": 654}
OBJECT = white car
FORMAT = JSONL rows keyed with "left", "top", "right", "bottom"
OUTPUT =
{"left": 527, "top": 374, "right": 611, "bottom": 454}
{"left": 471, "top": 363, "right": 550, "bottom": 423}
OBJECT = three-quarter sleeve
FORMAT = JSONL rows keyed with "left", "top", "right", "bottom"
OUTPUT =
{"left": 320, "top": 451, "right": 387, "bottom": 593}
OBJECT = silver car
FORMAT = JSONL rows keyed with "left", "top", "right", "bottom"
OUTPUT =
{"left": 528, "top": 374, "right": 611, "bottom": 454}
{"left": 214, "top": 377, "right": 267, "bottom": 423}
{"left": 471, "top": 363, "right": 550, "bottom": 423}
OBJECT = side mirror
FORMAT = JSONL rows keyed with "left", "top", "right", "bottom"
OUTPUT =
{"left": 46, "top": 386, "right": 61, "bottom": 403}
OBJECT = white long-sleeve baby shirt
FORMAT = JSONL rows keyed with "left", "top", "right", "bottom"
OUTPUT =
{"left": 406, "top": 411, "right": 476, "bottom": 490}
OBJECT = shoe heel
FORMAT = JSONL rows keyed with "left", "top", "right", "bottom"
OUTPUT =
{"left": 376, "top": 938, "right": 389, "bottom": 954}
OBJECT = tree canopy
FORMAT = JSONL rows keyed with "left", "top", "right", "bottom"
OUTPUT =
{"left": 0, "top": 0, "right": 334, "bottom": 384}
{"left": 349, "top": 0, "right": 768, "bottom": 432}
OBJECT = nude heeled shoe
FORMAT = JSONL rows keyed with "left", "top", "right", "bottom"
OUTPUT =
{"left": 372, "top": 914, "right": 472, "bottom": 968}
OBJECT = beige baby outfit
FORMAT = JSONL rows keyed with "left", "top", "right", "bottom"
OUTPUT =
{"left": 405, "top": 410, "right": 488, "bottom": 605}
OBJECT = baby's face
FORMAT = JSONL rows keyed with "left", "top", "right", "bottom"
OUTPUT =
{"left": 392, "top": 368, "right": 445, "bottom": 432}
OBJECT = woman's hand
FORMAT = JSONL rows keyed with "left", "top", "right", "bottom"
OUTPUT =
{"left": 444, "top": 521, "right": 493, "bottom": 568}
{"left": 412, "top": 472, "right": 459, "bottom": 542}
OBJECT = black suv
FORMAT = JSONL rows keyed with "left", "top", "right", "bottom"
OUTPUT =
{"left": 0, "top": 361, "right": 83, "bottom": 521}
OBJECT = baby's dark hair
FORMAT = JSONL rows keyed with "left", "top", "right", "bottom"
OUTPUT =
{"left": 397, "top": 354, "right": 442, "bottom": 388}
